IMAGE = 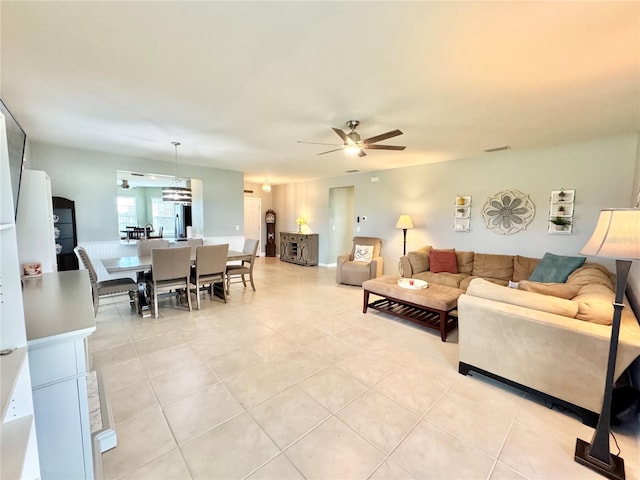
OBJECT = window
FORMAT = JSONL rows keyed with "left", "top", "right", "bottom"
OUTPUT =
{"left": 152, "top": 198, "right": 175, "bottom": 239}
{"left": 117, "top": 196, "right": 137, "bottom": 233}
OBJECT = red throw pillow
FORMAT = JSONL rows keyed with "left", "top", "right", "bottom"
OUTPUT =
{"left": 429, "top": 249, "right": 458, "bottom": 274}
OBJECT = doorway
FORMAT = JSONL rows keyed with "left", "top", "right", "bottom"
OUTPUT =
{"left": 328, "top": 186, "right": 355, "bottom": 265}
{"left": 244, "top": 197, "right": 262, "bottom": 254}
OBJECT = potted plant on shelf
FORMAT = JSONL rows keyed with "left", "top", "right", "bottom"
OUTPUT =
{"left": 456, "top": 207, "right": 466, "bottom": 217}
{"left": 550, "top": 216, "right": 572, "bottom": 231}
{"left": 557, "top": 205, "right": 565, "bottom": 215}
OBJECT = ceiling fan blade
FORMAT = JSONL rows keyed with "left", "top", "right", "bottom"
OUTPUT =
{"left": 363, "top": 129, "right": 403, "bottom": 145}
{"left": 297, "top": 141, "right": 342, "bottom": 146}
{"left": 358, "top": 149, "right": 367, "bottom": 157}
{"left": 332, "top": 128, "right": 349, "bottom": 143}
{"left": 365, "top": 144, "right": 406, "bottom": 151}
{"left": 317, "top": 148, "right": 345, "bottom": 155}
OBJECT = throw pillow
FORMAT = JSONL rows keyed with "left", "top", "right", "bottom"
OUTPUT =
{"left": 528, "top": 252, "right": 586, "bottom": 283}
{"left": 407, "top": 251, "right": 429, "bottom": 273}
{"left": 353, "top": 244, "right": 374, "bottom": 263}
{"left": 518, "top": 280, "right": 581, "bottom": 300}
{"left": 429, "top": 249, "right": 458, "bottom": 274}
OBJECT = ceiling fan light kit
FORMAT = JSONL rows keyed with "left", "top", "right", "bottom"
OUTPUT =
{"left": 299, "top": 120, "right": 406, "bottom": 157}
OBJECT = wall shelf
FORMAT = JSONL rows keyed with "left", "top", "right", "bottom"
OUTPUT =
{"left": 453, "top": 195, "right": 472, "bottom": 232}
{"left": 548, "top": 189, "right": 575, "bottom": 234}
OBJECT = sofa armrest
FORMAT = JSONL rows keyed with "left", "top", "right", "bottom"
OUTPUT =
{"left": 399, "top": 255, "right": 413, "bottom": 278}
{"left": 370, "top": 256, "right": 384, "bottom": 278}
{"left": 336, "top": 254, "right": 350, "bottom": 283}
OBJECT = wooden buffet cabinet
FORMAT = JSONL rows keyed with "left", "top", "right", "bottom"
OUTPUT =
{"left": 280, "top": 232, "right": 319, "bottom": 266}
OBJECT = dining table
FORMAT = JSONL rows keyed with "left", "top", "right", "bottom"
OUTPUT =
{"left": 102, "top": 249, "right": 250, "bottom": 317}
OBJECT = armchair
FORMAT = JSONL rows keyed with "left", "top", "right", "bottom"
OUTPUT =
{"left": 336, "top": 236, "right": 383, "bottom": 286}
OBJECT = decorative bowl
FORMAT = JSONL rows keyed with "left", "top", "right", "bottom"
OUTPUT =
{"left": 397, "top": 278, "right": 428, "bottom": 289}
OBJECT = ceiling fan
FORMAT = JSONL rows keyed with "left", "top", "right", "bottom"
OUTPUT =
{"left": 298, "top": 120, "right": 406, "bottom": 157}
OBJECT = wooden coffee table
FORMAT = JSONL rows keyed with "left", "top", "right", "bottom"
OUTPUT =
{"left": 362, "top": 275, "right": 463, "bottom": 341}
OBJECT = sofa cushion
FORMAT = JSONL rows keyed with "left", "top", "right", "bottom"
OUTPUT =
{"left": 513, "top": 255, "right": 540, "bottom": 282}
{"left": 413, "top": 271, "right": 468, "bottom": 289}
{"left": 459, "top": 275, "right": 508, "bottom": 291}
{"left": 472, "top": 253, "right": 514, "bottom": 281}
{"left": 429, "top": 249, "right": 458, "bottom": 273}
{"left": 518, "top": 280, "right": 581, "bottom": 300}
{"left": 567, "top": 263, "right": 614, "bottom": 290}
{"left": 529, "top": 252, "right": 586, "bottom": 283}
{"left": 466, "top": 278, "right": 579, "bottom": 317}
{"left": 573, "top": 284, "right": 615, "bottom": 325}
{"left": 353, "top": 244, "right": 374, "bottom": 263}
{"left": 456, "top": 251, "right": 475, "bottom": 275}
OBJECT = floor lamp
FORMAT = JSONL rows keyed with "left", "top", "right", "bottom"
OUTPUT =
{"left": 575, "top": 208, "right": 640, "bottom": 480}
{"left": 396, "top": 214, "right": 414, "bottom": 256}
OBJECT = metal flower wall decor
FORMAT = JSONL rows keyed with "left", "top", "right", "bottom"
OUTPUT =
{"left": 481, "top": 189, "right": 535, "bottom": 235}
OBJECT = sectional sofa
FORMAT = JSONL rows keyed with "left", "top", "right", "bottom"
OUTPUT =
{"left": 399, "top": 246, "right": 640, "bottom": 425}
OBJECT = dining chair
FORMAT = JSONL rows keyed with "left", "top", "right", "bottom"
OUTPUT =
{"left": 190, "top": 244, "right": 229, "bottom": 309}
{"left": 137, "top": 239, "right": 170, "bottom": 257}
{"left": 186, "top": 238, "right": 204, "bottom": 254}
{"left": 147, "top": 246, "right": 192, "bottom": 318}
{"left": 74, "top": 246, "right": 137, "bottom": 316}
{"left": 226, "top": 238, "right": 259, "bottom": 293}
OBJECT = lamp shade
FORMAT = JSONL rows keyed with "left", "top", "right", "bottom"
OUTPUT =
{"left": 580, "top": 208, "right": 640, "bottom": 260}
{"left": 396, "top": 214, "right": 414, "bottom": 230}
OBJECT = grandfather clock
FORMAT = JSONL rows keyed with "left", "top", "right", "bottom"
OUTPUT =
{"left": 265, "top": 209, "right": 276, "bottom": 257}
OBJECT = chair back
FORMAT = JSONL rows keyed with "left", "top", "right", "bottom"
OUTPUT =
{"left": 243, "top": 238, "right": 259, "bottom": 266}
{"left": 151, "top": 247, "right": 192, "bottom": 282}
{"left": 195, "top": 244, "right": 229, "bottom": 277}
{"left": 187, "top": 238, "right": 204, "bottom": 254}
{"left": 187, "top": 238, "right": 204, "bottom": 247}
{"left": 137, "top": 239, "right": 170, "bottom": 257}
{"left": 349, "top": 236, "right": 382, "bottom": 260}
{"left": 74, "top": 246, "right": 99, "bottom": 288}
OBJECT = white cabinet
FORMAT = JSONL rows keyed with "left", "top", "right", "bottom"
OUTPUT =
{"left": 0, "top": 112, "right": 41, "bottom": 479}
{"left": 23, "top": 270, "right": 96, "bottom": 480}
{"left": 16, "top": 169, "right": 58, "bottom": 274}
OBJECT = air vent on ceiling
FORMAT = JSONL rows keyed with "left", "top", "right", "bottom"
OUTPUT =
{"left": 345, "top": 169, "right": 360, "bottom": 174}
{"left": 131, "top": 172, "right": 145, "bottom": 176}
{"left": 482, "top": 144, "right": 511, "bottom": 153}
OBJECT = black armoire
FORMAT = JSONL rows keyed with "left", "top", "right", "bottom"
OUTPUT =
{"left": 53, "top": 196, "right": 78, "bottom": 270}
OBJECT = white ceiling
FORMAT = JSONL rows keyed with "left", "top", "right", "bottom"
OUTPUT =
{"left": 1, "top": 2, "right": 638, "bottom": 186}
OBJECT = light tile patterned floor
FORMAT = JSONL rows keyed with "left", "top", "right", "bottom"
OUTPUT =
{"left": 91, "top": 257, "right": 640, "bottom": 480}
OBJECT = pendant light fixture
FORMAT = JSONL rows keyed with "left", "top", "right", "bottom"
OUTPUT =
{"left": 162, "top": 141, "right": 192, "bottom": 204}
{"left": 262, "top": 179, "right": 272, "bottom": 192}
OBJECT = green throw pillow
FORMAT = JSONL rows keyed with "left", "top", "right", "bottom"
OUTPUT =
{"left": 529, "top": 252, "right": 586, "bottom": 283}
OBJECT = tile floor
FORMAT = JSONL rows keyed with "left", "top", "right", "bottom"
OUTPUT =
{"left": 90, "top": 257, "right": 640, "bottom": 480}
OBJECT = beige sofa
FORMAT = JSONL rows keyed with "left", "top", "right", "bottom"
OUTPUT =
{"left": 400, "top": 246, "right": 640, "bottom": 425}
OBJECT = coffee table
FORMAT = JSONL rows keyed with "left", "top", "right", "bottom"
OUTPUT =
{"left": 362, "top": 275, "right": 463, "bottom": 341}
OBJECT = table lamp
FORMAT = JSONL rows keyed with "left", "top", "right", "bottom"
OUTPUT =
{"left": 295, "top": 217, "right": 306, "bottom": 233}
{"left": 396, "top": 214, "right": 414, "bottom": 256}
{"left": 574, "top": 208, "right": 640, "bottom": 480}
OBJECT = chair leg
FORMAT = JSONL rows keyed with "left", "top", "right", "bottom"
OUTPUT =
{"left": 249, "top": 273, "right": 255, "bottom": 291}
{"left": 153, "top": 284, "right": 159, "bottom": 319}
{"left": 221, "top": 274, "right": 227, "bottom": 303}
{"left": 186, "top": 280, "right": 192, "bottom": 312}
{"left": 196, "top": 281, "right": 201, "bottom": 310}
{"left": 241, "top": 274, "right": 247, "bottom": 288}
